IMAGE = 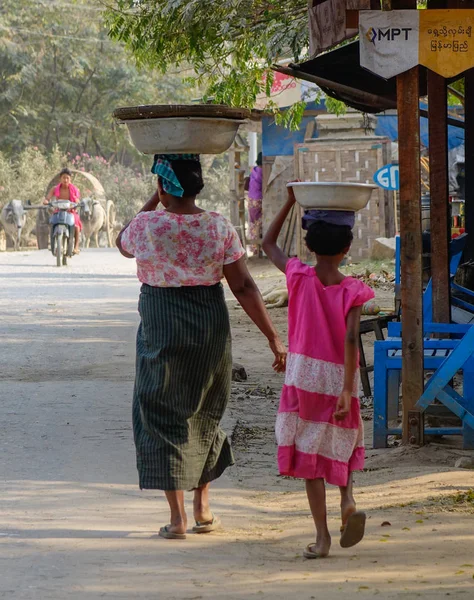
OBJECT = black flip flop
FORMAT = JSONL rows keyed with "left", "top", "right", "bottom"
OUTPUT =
{"left": 340, "top": 511, "right": 366, "bottom": 548}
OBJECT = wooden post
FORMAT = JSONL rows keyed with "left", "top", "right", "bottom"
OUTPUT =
{"left": 393, "top": 191, "right": 399, "bottom": 235}
{"left": 237, "top": 168, "right": 247, "bottom": 249}
{"left": 428, "top": 70, "right": 451, "bottom": 323}
{"left": 465, "top": 69, "right": 474, "bottom": 261}
{"left": 397, "top": 67, "right": 424, "bottom": 444}
{"left": 228, "top": 149, "right": 239, "bottom": 227}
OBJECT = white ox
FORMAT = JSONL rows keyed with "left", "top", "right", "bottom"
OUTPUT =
{"left": 0, "top": 200, "right": 26, "bottom": 251}
{"left": 80, "top": 197, "right": 106, "bottom": 248}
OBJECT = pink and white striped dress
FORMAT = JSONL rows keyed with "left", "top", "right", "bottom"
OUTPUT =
{"left": 276, "top": 258, "right": 374, "bottom": 487}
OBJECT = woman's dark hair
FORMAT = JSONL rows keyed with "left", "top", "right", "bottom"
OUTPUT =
{"left": 256, "top": 152, "right": 263, "bottom": 167}
{"left": 305, "top": 221, "right": 353, "bottom": 256}
{"left": 60, "top": 168, "right": 72, "bottom": 177}
{"left": 170, "top": 159, "right": 204, "bottom": 196}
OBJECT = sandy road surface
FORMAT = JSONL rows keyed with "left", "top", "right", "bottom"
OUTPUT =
{"left": 1, "top": 249, "right": 474, "bottom": 600}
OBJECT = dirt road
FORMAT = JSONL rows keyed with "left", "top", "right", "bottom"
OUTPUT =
{"left": 1, "top": 249, "right": 474, "bottom": 600}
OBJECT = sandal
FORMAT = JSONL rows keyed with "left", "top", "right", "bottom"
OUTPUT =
{"left": 340, "top": 511, "right": 366, "bottom": 548}
{"left": 303, "top": 543, "right": 329, "bottom": 559}
{"left": 159, "top": 525, "right": 187, "bottom": 540}
{"left": 192, "top": 515, "right": 221, "bottom": 534}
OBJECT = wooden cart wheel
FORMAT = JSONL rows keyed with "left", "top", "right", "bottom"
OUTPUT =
{"left": 36, "top": 209, "right": 50, "bottom": 250}
{"left": 106, "top": 201, "right": 116, "bottom": 248}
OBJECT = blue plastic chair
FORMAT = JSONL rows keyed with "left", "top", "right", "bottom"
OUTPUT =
{"left": 416, "top": 324, "right": 474, "bottom": 449}
{"left": 373, "top": 322, "right": 474, "bottom": 449}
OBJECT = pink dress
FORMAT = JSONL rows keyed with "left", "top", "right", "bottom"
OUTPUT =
{"left": 276, "top": 258, "right": 374, "bottom": 487}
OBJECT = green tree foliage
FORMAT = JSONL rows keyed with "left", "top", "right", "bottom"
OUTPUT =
{"left": 105, "top": 0, "right": 310, "bottom": 122}
{"left": 0, "top": 0, "right": 193, "bottom": 160}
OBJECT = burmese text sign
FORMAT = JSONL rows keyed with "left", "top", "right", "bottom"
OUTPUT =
{"left": 360, "top": 10, "right": 474, "bottom": 79}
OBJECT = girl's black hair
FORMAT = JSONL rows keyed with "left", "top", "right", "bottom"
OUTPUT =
{"left": 60, "top": 168, "right": 72, "bottom": 177}
{"left": 170, "top": 159, "right": 204, "bottom": 196}
{"left": 305, "top": 221, "right": 353, "bottom": 256}
{"left": 256, "top": 152, "right": 263, "bottom": 167}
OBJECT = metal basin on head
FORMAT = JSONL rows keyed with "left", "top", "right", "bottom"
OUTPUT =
{"left": 287, "top": 181, "right": 377, "bottom": 211}
{"left": 113, "top": 105, "right": 251, "bottom": 155}
{"left": 119, "top": 117, "right": 246, "bottom": 155}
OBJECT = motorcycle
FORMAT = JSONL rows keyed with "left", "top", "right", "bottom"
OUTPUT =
{"left": 46, "top": 199, "right": 82, "bottom": 267}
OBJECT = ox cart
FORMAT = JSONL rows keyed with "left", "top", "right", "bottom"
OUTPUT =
{"left": 36, "top": 170, "right": 116, "bottom": 249}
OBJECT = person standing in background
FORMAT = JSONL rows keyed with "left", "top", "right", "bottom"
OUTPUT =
{"left": 245, "top": 152, "right": 263, "bottom": 256}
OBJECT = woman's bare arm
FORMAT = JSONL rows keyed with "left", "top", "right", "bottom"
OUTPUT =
{"left": 138, "top": 190, "right": 161, "bottom": 214}
{"left": 116, "top": 232, "right": 134, "bottom": 258}
{"left": 223, "top": 257, "right": 286, "bottom": 371}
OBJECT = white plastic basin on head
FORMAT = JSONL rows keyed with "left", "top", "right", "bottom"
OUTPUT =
{"left": 120, "top": 117, "right": 246, "bottom": 155}
{"left": 287, "top": 182, "right": 378, "bottom": 211}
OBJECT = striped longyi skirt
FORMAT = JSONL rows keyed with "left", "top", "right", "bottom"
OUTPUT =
{"left": 133, "top": 283, "right": 234, "bottom": 490}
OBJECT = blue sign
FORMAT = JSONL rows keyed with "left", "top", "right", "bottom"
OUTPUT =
{"left": 373, "top": 164, "right": 399, "bottom": 191}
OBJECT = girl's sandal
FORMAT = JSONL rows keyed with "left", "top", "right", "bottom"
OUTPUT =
{"left": 159, "top": 525, "right": 187, "bottom": 540}
{"left": 340, "top": 511, "right": 366, "bottom": 548}
{"left": 303, "top": 543, "right": 329, "bottom": 559}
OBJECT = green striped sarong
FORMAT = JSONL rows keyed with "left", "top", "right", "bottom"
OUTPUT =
{"left": 133, "top": 283, "right": 234, "bottom": 490}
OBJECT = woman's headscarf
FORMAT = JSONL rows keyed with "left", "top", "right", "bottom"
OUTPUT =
{"left": 151, "top": 154, "right": 200, "bottom": 198}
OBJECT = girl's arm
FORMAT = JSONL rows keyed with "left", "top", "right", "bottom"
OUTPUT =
{"left": 262, "top": 185, "right": 297, "bottom": 273}
{"left": 223, "top": 256, "right": 286, "bottom": 372}
{"left": 334, "top": 306, "right": 362, "bottom": 420}
{"left": 116, "top": 190, "right": 161, "bottom": 258}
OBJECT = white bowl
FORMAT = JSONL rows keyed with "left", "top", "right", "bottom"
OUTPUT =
{"left": 287, "top": 182, "right": 377, "bottom": 211}
{"left": 119, "top": 117, "right": 246, "bottom": 155}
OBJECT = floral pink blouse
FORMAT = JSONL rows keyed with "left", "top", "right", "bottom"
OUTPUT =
{"left": 121, "top": 210, "right": 246, "bottom": 287}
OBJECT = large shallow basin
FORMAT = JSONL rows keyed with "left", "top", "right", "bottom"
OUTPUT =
{"left": 287, "top": 182, "right": 377, "bottom": 211}
{"left": 114, "top": 105, "right": 250, "bottom": 155}
{"left": 118, "top": 117, "right": 246, "bottom": 155}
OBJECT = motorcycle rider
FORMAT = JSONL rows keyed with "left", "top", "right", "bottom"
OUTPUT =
{"left": 44, "top": 168, "right": 82, "bottom": 254}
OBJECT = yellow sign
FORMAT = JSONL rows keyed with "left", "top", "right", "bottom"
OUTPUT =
{"left": 419, "top": 10, "right": 474, "bottom": 77}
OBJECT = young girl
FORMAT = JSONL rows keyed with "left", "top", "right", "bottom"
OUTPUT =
{"left": 262, "top": 185, "right": 374, "bottom": 559}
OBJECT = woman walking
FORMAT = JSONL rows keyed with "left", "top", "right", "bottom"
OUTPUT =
{"left": 117, "top": 154, "right": 285, "bottom": 539}
{"left": 263, "top": 185, "right": 374, "bottom": 559}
